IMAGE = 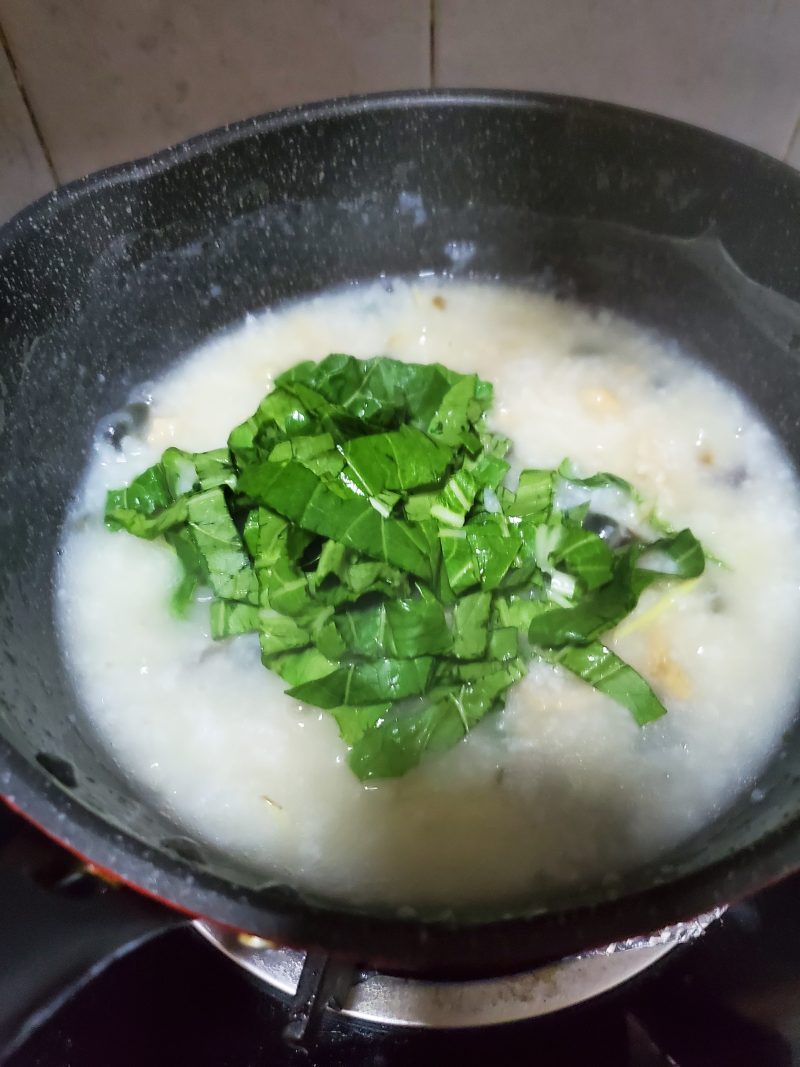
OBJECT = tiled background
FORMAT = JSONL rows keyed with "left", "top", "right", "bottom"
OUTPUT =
{"left": 0, "top": 0, "right": 799, "bottom": 223}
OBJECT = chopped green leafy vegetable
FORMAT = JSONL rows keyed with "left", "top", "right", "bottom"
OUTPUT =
{"left": 335, "top": 598, "right": 450, "bottom": 659}
{"left": 527, "top": 530, "right": 705, "bottom": 648}
{"left": 342, "top": 425, "right": 452, "bottom": 496}
{"left": 511, "top": 468, "right": 554, "bottom": 521}
{"left": 237, "top": 460, "right": 437, "bottom": 582}
{"left": 185, "top": 489, "right": 258, "bottom": 605}
{"left": 540, "top": 642, "right": 667, "bottom": 725}
{"left": 288, "top": 657, "right": 436, "bottom": 708}
{"left": 452, "top": 592, "right": 491, "bottom": 659}
{"left": 105, "top": 353, "right": 709, "bottom": 781}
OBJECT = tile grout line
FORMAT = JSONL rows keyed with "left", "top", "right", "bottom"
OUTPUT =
{"left": 0, "top": 20, "right": 59, "bottom": 185}
{"left": 429, "top": 0, "right": 436, "bottom": 87}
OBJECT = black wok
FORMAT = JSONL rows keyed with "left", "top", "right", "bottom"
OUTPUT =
{"left": 2, "top": 90, "right": 800, "bottom": 1013}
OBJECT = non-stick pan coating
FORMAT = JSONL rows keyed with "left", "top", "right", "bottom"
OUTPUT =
{"left": 2, "top": 91, "right": 800, "bottom": 975}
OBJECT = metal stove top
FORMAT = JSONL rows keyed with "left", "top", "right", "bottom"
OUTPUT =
{"left": 194, "top": 911, "right": 717, "bottom": 1030}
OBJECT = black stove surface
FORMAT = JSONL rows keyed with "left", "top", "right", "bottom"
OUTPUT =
{"left": 3, "top": 803, "right": 799, "bottom": 1067}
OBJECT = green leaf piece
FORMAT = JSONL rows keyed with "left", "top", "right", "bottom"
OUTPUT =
{"left": 288, "top": 657, "right": 436, "bottom": 708}
{"left": 543, "top": 642, "right": 667, "bottom": 726}
{"left": 105, "top": 352, "right": 709, "bottom": 779}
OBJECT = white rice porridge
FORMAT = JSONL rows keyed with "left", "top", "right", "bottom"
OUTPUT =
{"left": 57, "top": 280, "right": 800, "bottom": 913}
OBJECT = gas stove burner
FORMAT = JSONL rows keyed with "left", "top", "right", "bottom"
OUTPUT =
{"left": 194, "top": 910, "right": 721, "bottom": 1030}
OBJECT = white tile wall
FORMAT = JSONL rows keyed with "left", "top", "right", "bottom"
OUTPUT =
{"left": 436, "top": 0, "right": 800, "bottom": 158}
{"left": 0, "top": 0, "right": 430, "bottom": 183}
{"left": 0, "top": 41, "right": 53, "bottom": 222}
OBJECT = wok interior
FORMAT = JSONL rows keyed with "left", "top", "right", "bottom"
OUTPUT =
{"left": 1, "top": 96, "right": 800, "bottom": 923}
